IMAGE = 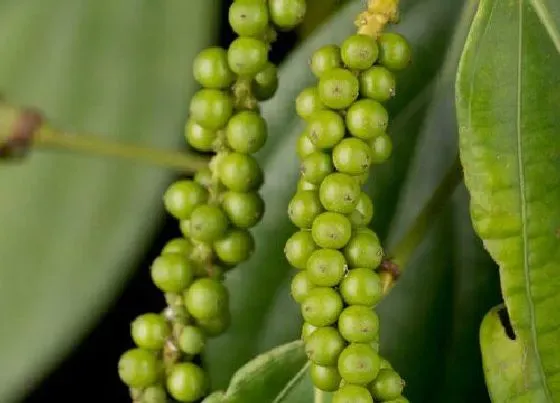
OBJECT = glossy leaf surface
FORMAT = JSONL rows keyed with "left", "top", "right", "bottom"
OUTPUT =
{"left": 457, "top": 0, "right": 560, "bottom": 400}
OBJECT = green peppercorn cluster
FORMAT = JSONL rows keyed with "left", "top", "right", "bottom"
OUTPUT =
{"left": 118, "top": 1, "right": 307, "bottom": 402}
{"left": 285, "top": 31, "right": 411, "bottom": 403}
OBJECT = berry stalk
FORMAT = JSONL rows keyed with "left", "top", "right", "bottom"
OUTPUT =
{"left": 381, "top": 154, "right": 463, "bottom": 293}
{"left": 0, "top": 100, "right": 210, "bottom": 172}
{"left": 36, "top": 125, "right": 210, "bottom": 173}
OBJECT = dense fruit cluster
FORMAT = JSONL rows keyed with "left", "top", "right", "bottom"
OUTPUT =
{"left": 118, "top": 1, "right": 306, "bottom": 402}
{"left": 285, "top": 31, "right": 411, "bottom": 402}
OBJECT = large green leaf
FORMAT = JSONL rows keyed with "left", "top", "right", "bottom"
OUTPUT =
{"left": 0, "top": 1, "right": 216, "bottom": 401}
{"left": 456, "top": 0, "right": 560, "bottom": 400}
{"left": 203, "top": 1, "right": 499, "bottom": 402}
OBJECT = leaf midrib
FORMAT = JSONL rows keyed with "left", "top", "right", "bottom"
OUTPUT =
{"left": 517, "top": 1, "right": 552, "bottom": 399}
{"left": 271, "top": 362, "right": 310, "bottom": 403}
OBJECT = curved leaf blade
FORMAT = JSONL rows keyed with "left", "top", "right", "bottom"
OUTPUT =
{"left": 480, "top": 305, "right": 548, "bottom": 402}
{"left": 0, "top": 1, "right": 216, "bottom": 401}
{"left": 456, "top": 0, "right": 560, "bottom": 400}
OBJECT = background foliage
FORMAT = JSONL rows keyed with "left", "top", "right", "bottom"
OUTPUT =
{"left": 0, "top": 1, "right": 506, "bottom": 402}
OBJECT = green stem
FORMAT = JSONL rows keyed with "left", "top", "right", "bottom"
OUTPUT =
{"left": 381, "top": 154, "right": 463, "bottom": 293}
{"left": 34, "top": 126, "right": 209, "bottom": 174}
{"left": 314, "top": 388, "right": 324, "bottom": 403}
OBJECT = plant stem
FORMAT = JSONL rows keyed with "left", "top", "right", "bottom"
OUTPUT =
{"left": 380, "top": 155, "right": 463, "bottom": 294}
{"left": 314, "top": 388, "right": 324, "bottom": 403}
{"left": 34, "top": 125, "right": 209, "bottom": 173}
{"left": 355, "top": 0, "right": 400, "bottom": 37}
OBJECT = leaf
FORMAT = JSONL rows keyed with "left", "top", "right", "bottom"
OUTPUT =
{"left": 0, "top": 1, "right": 216, "bottom": 401}
{"left": 480, "top": 305, "right": 548, "bottom": 402}
{"left": 456, "top": 0, "right": 560, "bottom": 400}
{"left": 205, "top": 1, "right": 494, "bottom": 402}
{"left": 221, "top": 341, "right": 309, "bottom": 403}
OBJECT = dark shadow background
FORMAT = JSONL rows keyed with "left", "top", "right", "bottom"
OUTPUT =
{"left": 23, "top": 4, "right": 298, "bottom": 403}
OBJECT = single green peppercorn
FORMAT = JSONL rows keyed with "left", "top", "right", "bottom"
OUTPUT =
{"left": 221, "top": 191, "right": 264, "bottom": 229}
{"left": 319, "top": 172, "right": 361, "bottom": 214}
{"left": 151, "top": 253, "right": 193, "bottom": 293}
{"left": 305, "top": 326, "right": 346, "bottom": 366}
{"left": 218, "top": 152, "right": 263, "bottom": 192}
{"left": 378, "top": 32, "right": 412, "bottom": 71}
{"left": 269, "top": 0, "right": 306, "bottom": 30}
{"left": 344, "top": 229, "right": 383, "bottom": 269}
{"left": 380, "top": 357, "right": 393, "bottom": 369}
{"left": 227, "top": 37, "right": 268, "bottom": 76}
{"left": 332, "top": 138, "right": 372, "bottom": 175}
{"left": 360, "top": 66, "right": 396, "bottom": 102}
{"left": 295, "top": 87, "right": 324, "bottom": 121}
{"left": 301, "top": 287, "right": 343, "bottom": 327}
{"left": 306, "top": 110, "right": 345, "bottom": 149}
{"left": 194, "top": 167, "right": 213, "bottom": 189}
{"left": 166, "top": 362, "right": 208, "bottom": 403}
{"left": 131, "top": 313, "right": 171, "bottom": 350}
{"left": 306, "top": 248, "right": 347, "bottom": 287}
{"left": 179, "top": 325, "right": 206, "bottom": 355}
{"left": 190, "top": 241, "right": 214, "bottom": 274}
{"left": 213, "top": 228, "right": 255, "bottom": 265}
{"left": 161, "top": 237, "right": 193, "bottom": 257}
{"left": 185, "top": 119, "right": 217, "bottom": 152}
{"left": 311, "top": 212, "right": 352, "bottom": 249}
{"left": 346, "top": 99, "right": 389, "bottom": 140}
{"left": 338, "top": 343, "right": 381, "bottom": 384}
{"left": 118, "top": 348, "right": 161, "bottom": 388}
{"left": 310, "top": 44, "right": 342, "bottom": 78}
{"left": 163, "top": 180, "right": 208, "bottom": 220}
{"left": 340, "top": 268, "right": 382, "bottom": 306}
{"left": 184, "top": 278, "right": 229, "bottom": 321}
{"left": 301, "top": 322, "right": 318, "bottom": 341}
{"left": 370, "top": 133, "right": 393, "bottom": 163}
{"left": 228, "top": 0, "right": 269, "bottom": 37}
{"left": 252, "top": 62, "right": 279, "bottom": 101}
{"left": 369, "top": 369, "right": 405, "bottom": 401}
{"left": 190, "top": 89, "right": 233, "bottom": 130}
{"left": 300, "top": 151, "right": 334, "bottom": 185}
{"left": 318, "top": 68, "right": 359, "bottom": 110}
{"left": 347, "top": 192, "right": 374, "bottom": 229}
{"left": 310, "top": 363, "right": 342, "bottom": 392}
{"left": 284, "top": 230, "right": 318, "bottom": 269}
{"left": 142, "top": 385, "right": 167, "bottom": 403}
{"left": 288, "top": 190, "right": 324, "bottom": 229}
{"left": 291, "top": 270, "right": 315, "bottom": 303}
{"left": 297, "top": 177, "right": 318, "bottom": 191}
{"left": 226, "top": 111, "right": 268, "bottom": 154}
{"left": 189, "top": 204, "right": 229, "bottom": 243}
{"left": 332, "top": 385, "right": 373, "bottom": 403}
{"left": 296, "top": 131, "right": 318, "bottom": 160}
{"left": 338, "top": 305, "right": 380, "bottom": 343}
{"left": 341, "top": 34, "right": 379, "bottom": 70}
{"left": 197, "top": 310, "right": 231, "bottom": 337}
{"left": 193, "top": 47, "right": 235, "bottom": 90}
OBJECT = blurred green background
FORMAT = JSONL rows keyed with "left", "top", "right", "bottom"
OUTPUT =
{"left": 0, "top": 1, "right": 501, "bottom": 402}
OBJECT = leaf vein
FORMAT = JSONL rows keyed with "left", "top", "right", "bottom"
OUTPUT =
{"left": 272, "top": 361, "right": 310, "bottom": 403}
{"left": 516, "top": 1, "right": 552, "bottom": 399}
